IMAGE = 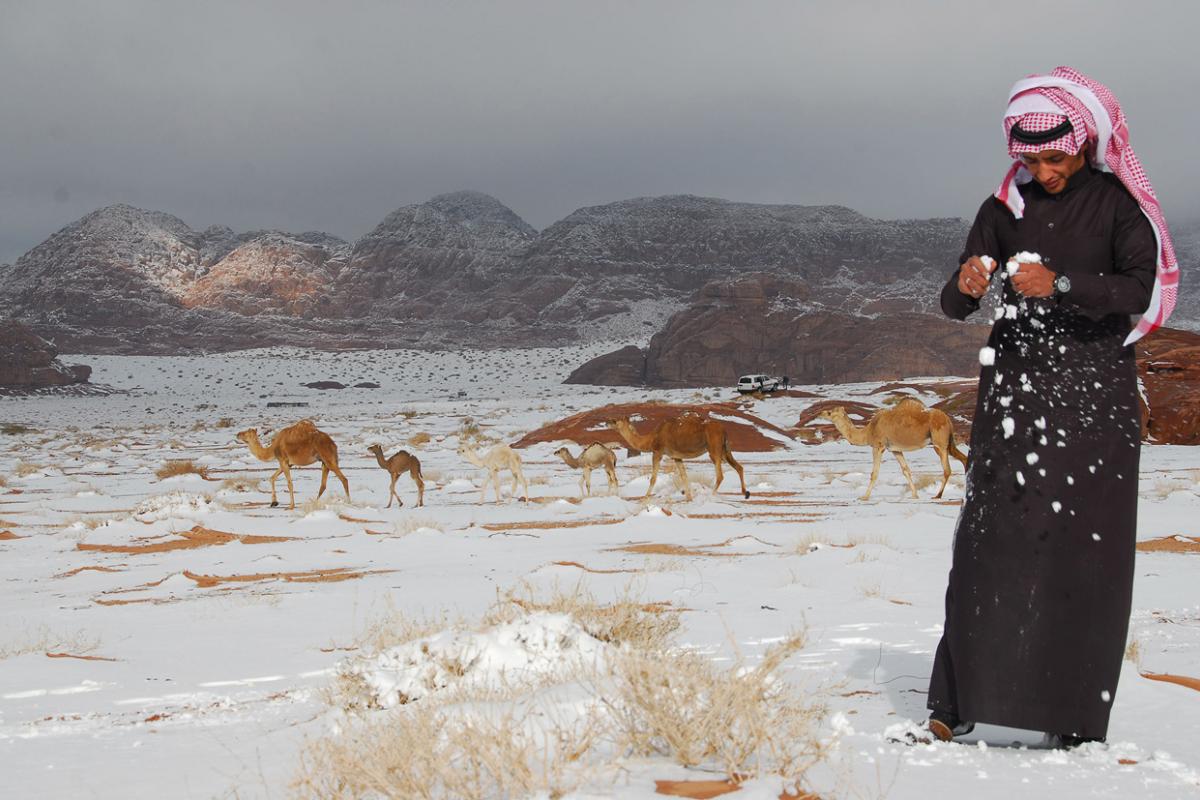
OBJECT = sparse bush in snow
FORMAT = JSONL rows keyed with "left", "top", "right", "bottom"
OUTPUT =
{"left": 154, "top": 459, "right": 210, "bottom": 480}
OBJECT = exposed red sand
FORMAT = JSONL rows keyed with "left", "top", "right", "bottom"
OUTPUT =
{"left": 482, "top": 517, "right": 624, "bottom": 532}
{"left": 46, "top": 652, "right": 120, "bottom": 662}
{"left": 1136, "top": 535, "right": 1200, "bottom": 554}
{"left": 1141, "top": 671, "right": 1200, "bottom": 692}
{"left": 338, "top": 513, "right": 386, "bottom": 524}
{"left": 510, "top": 402, "right": 793, "bottom": 452}
{"left": 654, "top": 780, "right": 819, "bottom": 799}
{"left": 182, "top": 567, "right": 394, "bottom": 588}
{"left": 77, "top": 525, "right": 293, "bottom": 554}
{"left": 608, "top": 541, "right": 739, "bottom": 557}
{"left": 58, "top": 565, "right": 124, "bottom": 577}
{"left": 794, "top": 399, "right": 878, "bottom": 430}
{"left": 551, "top": 560, "right": 640, "bottom": 574}
{"left": 0, "top": 529, "right": 22, "bottom": 540}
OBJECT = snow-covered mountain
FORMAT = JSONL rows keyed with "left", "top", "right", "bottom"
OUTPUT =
{"left": 16, "top": 194, "right": 1195, "bottom": 354}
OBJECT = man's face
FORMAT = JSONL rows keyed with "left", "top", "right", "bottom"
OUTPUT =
{"left": 1019, "top": 149, "right": 1087, "bottom": 194}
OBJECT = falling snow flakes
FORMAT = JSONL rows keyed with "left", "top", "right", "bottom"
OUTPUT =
{"left": 1052, "top": 501, "right": 1063, "bottom": 513}
{"left": 1092, "top": 532, "right": 1101, "bottom": 541}
{"left": 1002, "top": 417, "right": 1016, "bottom": 438}
{"left": 1035, "top": 417, "right": 1047, "bottom": 430}
{"left": 1016, "top": 471, "right": 1026, "bottom": 486}
{"left": 1026, "top": 452, "right": 1040, "bottom": 465}
{"left": 1005, "top": 304, "right": 1019, "bottom": 319}
{"left": 979, "top": 347, "right": 996, "bottom": 366}
{"left": 1000, "top": 396, "right": 1013, "bottom": 408}
{"left": 1067, "top": 476, "right": 1075, "bottom": 485}
{"left": 1101, "top": 690, "right": 1112, "bottom": 703}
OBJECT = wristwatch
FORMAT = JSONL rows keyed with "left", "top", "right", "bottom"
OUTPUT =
{"left": 1053, "top": 273, "right": 1071, "bottom": 298}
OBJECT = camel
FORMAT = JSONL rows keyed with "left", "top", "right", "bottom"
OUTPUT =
{"left": 235, "top": 420, "right": 350, "bottom": 510}
{"left": 367, "top": 444, "right": 425, "bottom": 508}
{"left": 553, "top": 443, "right": 619, "bottom": 498}
{"left": 816, "top": 398, "right": 968, "bottom": 501}
{"left": 606, "top": 413, "right": 749, "bottom": 502}
{"left": 458, "top": 442, "right": 530, "bottom": 503}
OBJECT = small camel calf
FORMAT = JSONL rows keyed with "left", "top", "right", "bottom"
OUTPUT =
{"left": 553, "top": 443, "right": 619, "bottom": 497}
{"left": 458, "top": 442, "right": 530, "bottom": 504}
{"left": 367, "top": 444, "right": 425, "bottom": 508}
{"left": 817, "top": 399, "right": 968, "bottom": 500}
{"left": 235, "top": 420, "right": 350, "bottom": 510}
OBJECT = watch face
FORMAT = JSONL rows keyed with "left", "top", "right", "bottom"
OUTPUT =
{"left": 1056, "top": 275, "right": 1071, "bottom": 293}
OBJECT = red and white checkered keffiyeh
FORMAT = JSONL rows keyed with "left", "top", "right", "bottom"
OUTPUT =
{"left": 993, "top": 66, "right": 1178, "bottom": 345}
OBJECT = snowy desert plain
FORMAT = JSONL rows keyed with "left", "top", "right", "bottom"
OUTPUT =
{"left": 1, "top": 343, "right": 1198, "bottom": 800}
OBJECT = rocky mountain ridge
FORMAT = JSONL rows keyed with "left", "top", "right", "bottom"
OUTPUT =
{"left": 1, "top": 196, "right": 1194, "bottom": 355}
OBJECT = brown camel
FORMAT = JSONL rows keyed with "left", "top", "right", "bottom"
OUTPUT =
{"left": 606, "top": 413, "right": 749, "bottom": 502}
{"left": 235, "top": 420, "right": 350, "bottom": 510}
{"left": 817, "top": 398, "right": 968, "bottom": 500}
{"left": 367, "top": 444, "right": 425, "bottom": 508}
{"left": 553, "top": 443, "right": 619, "bottom": 497}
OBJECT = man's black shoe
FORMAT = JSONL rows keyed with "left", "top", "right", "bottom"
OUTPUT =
{"left": 927, "top": 711, "right": 975, "bottom": 742}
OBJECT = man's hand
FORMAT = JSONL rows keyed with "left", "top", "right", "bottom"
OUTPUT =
{"left": 957, "top": 256, "right": 995, "bottom": 299}
{"left": 1010, "top": 262, "right": 1056, "bottom": 298}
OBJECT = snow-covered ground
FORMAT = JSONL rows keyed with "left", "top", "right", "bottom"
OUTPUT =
{"left": 1, "top": 345, "right": 1198, "bottom": 799}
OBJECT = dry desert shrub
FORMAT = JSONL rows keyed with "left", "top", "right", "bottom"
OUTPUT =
{"left": 391, "top": 516, "right": 442, "bottom": 536}
{"left": 1124, "top": 637, "right": 1143, "bottom": 667}
{"left": 457, "top": 417, "right": 482, "bottom": 440}
{"left": 603, "top": 633, "right": 825, "bottom": 783}
{"left": 220, "top": 476, "right": 260, "bottom": 493}
{"left": 303, "top": 584, "right": 825, "bottom": 797}
{"left": 0, "top": 474, "right": 7, "bottom": 488}
{"left": 215, "top": 417, "right": 236, "bottom": 429}
{"left": 911, "top": 473, "right": 943, "bottom": 493}
{"left": 155, "top": 459, "right": 210, "bottom": 480}
{"left": 13, "top": 461, "right": 41, "bottom": 477}
{"left": 0, "top": 625, "right": 101, "bottom": 660}
{"left": 485, "top": 581, "right": 680, "bottom": 653}
{"left": 298, "top": 495, "right": 350, "bottom": 514}
{"left": 294, "top": 702, "right": 605, "bottom": 800}
{"left": 407, "top": 431, "right": 432, "bottom": 448}
{"left": 1, "top": 423, "right": 35, "bottom": 435}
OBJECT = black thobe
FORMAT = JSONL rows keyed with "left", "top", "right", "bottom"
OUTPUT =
{"left": 928, "top": 165, "right": 1157, "bottom": 739}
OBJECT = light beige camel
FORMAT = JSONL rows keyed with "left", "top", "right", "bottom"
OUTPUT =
{"left": 235, "top": 420, "right": 350, "bottom": 510}
{"left": 606, "top": 413, "right": 749, "bottom": 502}
{"left": 817, "top": 398, "right": 968, "bottom": 500}
{"left": 553, "top": 443, "right": 619, "bottom": 497}
{"left": 458, "top": 442, "right": 530, "bottom": 503}
{"left": 367, "top": 444, "right": 425, "bottom": 508}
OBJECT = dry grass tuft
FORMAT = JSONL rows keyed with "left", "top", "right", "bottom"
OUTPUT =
{"left": 13, "top": 461, "right": 41, "bottom": 477}
{"left": 214, "top": 417, "right": 237, "bottom": 429}
{"left": 0, "top": 474, "right": 7, "bottom": 488}
{"left": 220, "top": 476, "right": 259, "bottom": 493}
{"left": 295, "top": 703, "right": 605, "bottom": 800}
{"left": 1, "top": 625, "right": 101, "bottom": 660}
{"left": 458, "top": 417, "right": 482, "bottom": 440}
{"left": 407, "top": 431, "right": 432, "bottom": 448}
{"left": 1125, "top": 637, "right": 1142, "bottom": 668}
{"left": 155, "top": 459, "right": 210, "bottom": 480}
{"left": 603, "top": 633, "right": 825, "bottom": 783}
{"left": 485, "top": 581, "right": 680, "bottom": 653}
{"left": 1, "top": 423, "right": 36, "bottom": 435}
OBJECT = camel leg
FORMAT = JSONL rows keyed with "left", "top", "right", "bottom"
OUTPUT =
{"left": 709, "top": 449, "right": 725, "bottom": 494}
{"left": 675, "top": 459, "right": 693, "bottom": 501}
{"left": 332, "top": 463, "right": 351, "bottom": 502}
{"left": 723, "top": 443, "right": 750, "bottom": 499}
{"left": 519, "top": 469, "right": 529, "bottom": 503}
{"left": 646, "top": 452, "right": 662, "bottom": 498}
{"left": 281, "top": 463, "right": 297, "bottom": 510}
{"left": 862, "top": 447, "right": 883, "bottom": 501}
{"left": 390, "top": 474, "right": 404, "bottom": 508}
{"left": 268, "top": 466, "right": 284, "bottom": 507}
{"left": 893, "top": 451, "right": 918, "bottom": 499}
{"left": 317, "top": 464, "right": 330, "bottom": 500}
{"left": 933, "top": 445, "right": 952, "bottom": 499}
{"left": 385, "top": 474, "right": 396, "bottom": 508}
{"left": 492, "top": 469, "right": 504, "bottom": 504}
{"left": 412, "top": 468, "right": 425, "bottom": 507}
{"left": 582, "top": 466, "right": 592, "bottom": 497}
{"left": 606, "top": 463, "right": 618, "bottom": 495}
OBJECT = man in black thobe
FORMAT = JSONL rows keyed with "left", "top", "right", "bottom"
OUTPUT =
{"left": 926, "top": 67, "right": 1175, "bottom": 748}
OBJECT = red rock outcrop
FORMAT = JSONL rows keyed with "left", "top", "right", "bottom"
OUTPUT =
{"left": 1136, "top": 327, "right": 1200, "bottom": 445}
{"left": 0, "top": 320, "right": 91, "bottom": 389}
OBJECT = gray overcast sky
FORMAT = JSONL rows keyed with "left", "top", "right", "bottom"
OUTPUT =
{"left": 2, "top": 0, "right": 1198, "bottom": 263}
